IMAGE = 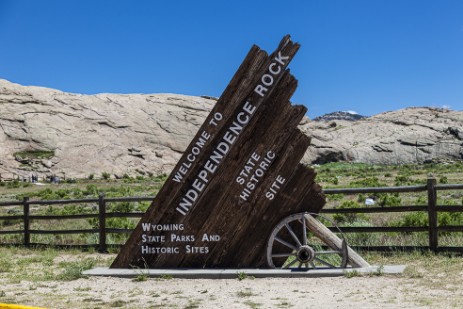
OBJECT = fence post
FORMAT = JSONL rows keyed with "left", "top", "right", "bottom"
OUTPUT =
{"left": 427, "top": 178, "right": 438, "bottom": 253}
{"left": 23, "top": 196, "right": 30, "bottom": 247}
{"left": 98, "top": 193, "right": 107, "bottom": 253}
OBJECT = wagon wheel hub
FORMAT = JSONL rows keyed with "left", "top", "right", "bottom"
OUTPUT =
{"left": 296, "top": 245, "right": 315, "bottom": 263}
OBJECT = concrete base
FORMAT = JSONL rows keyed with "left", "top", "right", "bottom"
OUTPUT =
{"left": 83, "top": 265, "right": 406, "bottom": 279}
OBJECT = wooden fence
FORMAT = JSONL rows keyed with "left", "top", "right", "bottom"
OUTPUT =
{"left": 0, "top": 178, "right": 462, "bottom": 253}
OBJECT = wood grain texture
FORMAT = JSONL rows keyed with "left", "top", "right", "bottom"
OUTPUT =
{"left": 111, "top": 35, "right": 325, "bottom": 269}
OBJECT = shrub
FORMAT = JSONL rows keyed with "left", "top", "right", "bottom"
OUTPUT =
{"left": 439, "top": 176, "right": 448, "bottom": 184}
{"left": 391, "top": 212, "right": 428, "bottom": 228}
{"left": 101, "top": 172, "right": 111, "bottom": 180}
{"left": 357, "top": 194, "right": 365, "bottom": 203}
{"left": 88, "top": 174, "right": 94, "bottom": 180}
{"left": 415, "top": 195, "right": 427, "bottom": 205}
{"left": 391, "top": 209, "right": 463, "bottom": 234}
{"left": 83, "top": 184, "right": 98, "bottom": 196}
{"left": 109, "top": 202, "right": 135, "bottom": 213}
{"left": 57, "top": 258, "right": 96, "bottom": 281}
{"left": 333, "top": 201, "right": 368, "bottom": 224}
{"left": 14, "top": 150, "right": 55, "bottom": 160}
{"left": 349, "top": 177, "right": 385, "bottom": 188}
{"left": 394, "top": 175, "right": 417, "bottom": 186}
{"left": 377, "top": 193, "right": 402, "bottom": 207}
{"left": 6, "top": 180, "right": 21, "bottom": 189}
{"left": 327, "top": 194, "right": 344, "bottom": 201}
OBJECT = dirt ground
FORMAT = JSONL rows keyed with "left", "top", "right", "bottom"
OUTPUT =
{"left": 0, "top": 274, "right": 461, "bottom": 308}
{"left": 1, "top": 249, "right": 463, "bottom": 309}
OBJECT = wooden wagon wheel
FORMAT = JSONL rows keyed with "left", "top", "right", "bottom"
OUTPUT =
{"left": 267, "top": 212, "right": 349, "bottom": 269}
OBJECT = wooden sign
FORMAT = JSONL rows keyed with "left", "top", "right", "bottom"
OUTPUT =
{"left": 111, "top": 35, "right": 325, "bottom": 269}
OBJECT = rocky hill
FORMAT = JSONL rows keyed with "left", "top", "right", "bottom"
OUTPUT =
{"left": 0, "top": 79, "right": 462, "bottom": 179}
{"left": 300, "top": 107, "right": 463, "bottom": 165}
{"left": 0, "top": 79, "right": 213, "bottom": 179}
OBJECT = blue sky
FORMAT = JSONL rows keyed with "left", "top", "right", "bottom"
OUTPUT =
{"left": 1, "top": 0, "right": 462, "bottom": 118}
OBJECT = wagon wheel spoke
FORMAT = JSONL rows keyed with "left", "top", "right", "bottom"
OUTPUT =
{"left": 285, "top": 224, "right": 302, "bottom": 247}
{"left": 275, "top": 236, "right": 297, "bottom": 251}
{"left": 318, "top": 250, "right": 341, "bottom": 255}
{"left": 284, "top": 258, "right": 299, "bottom": 269}
{"left": 314, "top": 257, "right": 337, "bottom": 268}
{"left": 272, "top": 253, "right": 295, "bottom": 257}
{"left": 267, "top": 212, "right": 349, "bottom": 270}
{"left": 302, "top": 216, "right": 308, "bottom": 245}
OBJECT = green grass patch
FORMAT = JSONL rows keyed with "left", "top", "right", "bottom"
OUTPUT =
{"left": 14, "top": 150, "right": 55, "bottom": 160}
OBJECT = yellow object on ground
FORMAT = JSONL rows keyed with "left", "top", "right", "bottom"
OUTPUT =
{"left": 0, "top": 304, "right": 47, "bottom": 309}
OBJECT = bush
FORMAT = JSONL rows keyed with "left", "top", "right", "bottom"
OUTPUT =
{"left": 101, "top": 172, "right": 111, "bottom": 180}
{"left": 349, "top": 177, "right": 385, "bottom": 188}
{"left": 333, "top": 201, "right": 368, "bottom": 224}
{"left": 377, "top": 193, "right": 402, "bottom": 207}
{"left": 391, "top": 212, "right": 428, "bottom": 228}
{"left": 57, "top": 258, "right": 96, "bottom": 281}
{"left": 327, "top": 194, "right": 344, "bottom": 201}
{"left": 391, "top": 209, "right": 463, "bottom": 231}
{"left": 394, "top": 175, "right": 419, "bottom": 186}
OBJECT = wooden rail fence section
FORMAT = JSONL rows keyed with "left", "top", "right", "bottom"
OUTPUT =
{"left": 0, "top": 178, "right": 462, "bottom": 253}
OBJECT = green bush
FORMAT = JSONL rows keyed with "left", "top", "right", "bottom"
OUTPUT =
{"left": 6, "top": 180, "right": 22, "bottom": 189}
{"left": 83, "top": 184, "right": 99, "bottom": 196}
{"left": 109, "top": 202, "right": 135, "bottom": 213}
{"left": 101, "top": 172, "right": 111, "bottom": 180}
{"left": 415, "top": 195, "right": 427, "bottom": 205}
{"left": 14, "top": 150, "right": 55, "bottom": 160}
{"left": 391, "top": 208, "right": 463, "bottom": 230}
{"left": 439, "top": 176, "right": 448, "bottom": 184}
{"left": 333, "top": 201, "right": 368, "bottom": 224}
{"left": 327, "top": 194, "right": 344, "bottom": 201}
{"left": 391, "top": 212, "right": 428, "bottom": 228}
{"left": 377, "top": 193, "right": 402, "bottom": 207}
{"left": 57, "top": 258, "right": 96, "bottom": 281}
{"left": 394, "top": 175, "right": 421, "bottom": 186}
{"left": 349, "top": 177, "right": 385, "bottom": 188}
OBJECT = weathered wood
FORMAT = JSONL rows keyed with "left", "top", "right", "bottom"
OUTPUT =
{"left": 111, "top": 39, "right": 289, "bottom": 268}
{"left": 98, "top": 193, "right": 107, "bottom": 253}
{"left": 111, "top": 35, "right": 310, "bottom": 269}
{"left": 427, "top": 178, "right": 438, "bottom": 252}
{"left": 304, "top": 214, "right": 370, "bottom": 268}
{"left": 23, "top": 197, "right": 30, "bottom": 247}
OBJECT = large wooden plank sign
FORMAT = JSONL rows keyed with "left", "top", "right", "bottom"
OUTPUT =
{"left": 111, "top": 35, "right": 325, "bottom": 269}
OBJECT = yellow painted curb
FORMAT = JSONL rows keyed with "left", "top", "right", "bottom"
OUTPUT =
{"left": 0, "top": 304, "right": 47, "bottom": 309}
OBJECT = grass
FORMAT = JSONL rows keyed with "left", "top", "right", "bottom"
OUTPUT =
{"left": 13, "top": 150, "right": 55, "bottom": 160}
{"left": 0, "top": 247, "right": 110, "bottom": 283}
{"left": 236, "top": 289, "right": 257, "bottom": 297}
{"left": 0, "top": 247, "right": 461, "bottom": 308}
{"left": 0, "top": 162, "right": 463, "bottom": 255}
{"left": 237, "top": 271, "right": 255, "bottom": 281}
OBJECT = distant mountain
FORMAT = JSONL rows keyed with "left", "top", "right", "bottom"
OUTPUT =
{"left": 313, "top": 111, "right": 367, "bottom": 122}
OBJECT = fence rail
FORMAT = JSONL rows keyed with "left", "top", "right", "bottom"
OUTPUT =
{"left": 0, "top": 178, "right": 462, "bottom": 253}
